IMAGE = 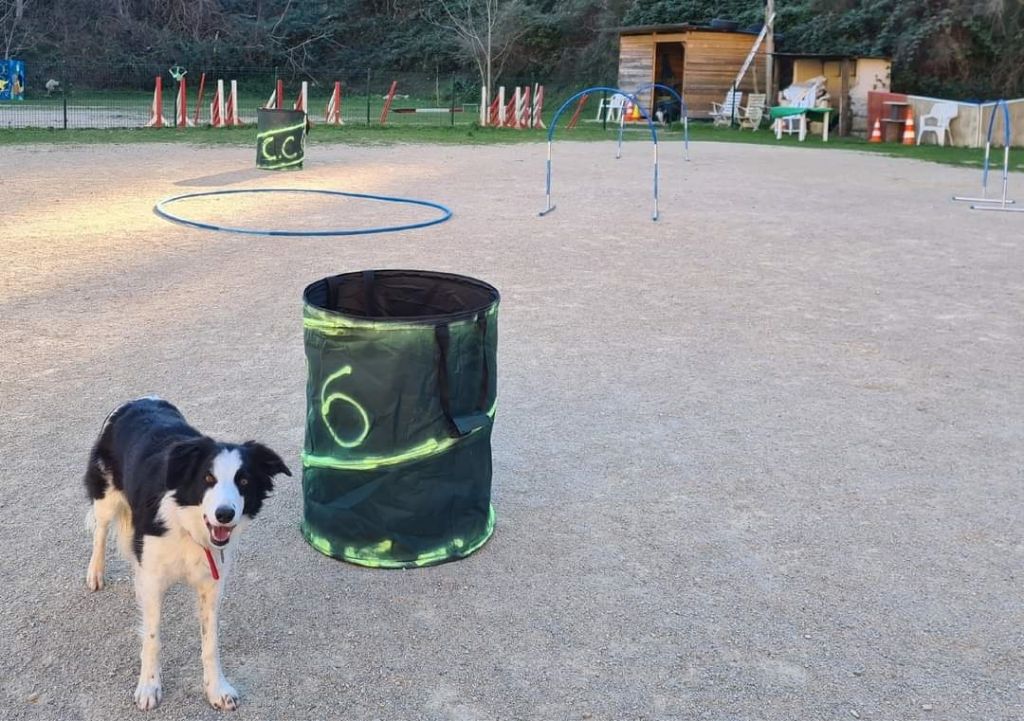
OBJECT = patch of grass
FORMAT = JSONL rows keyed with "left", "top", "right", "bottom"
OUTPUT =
{"left": 0, "top": 123, "right": 565, "bottom": 146}
{"left": 1, "top": 121, "right": 1020, "bottom": 172}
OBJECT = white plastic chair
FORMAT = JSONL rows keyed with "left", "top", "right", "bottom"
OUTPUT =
{"left": 710, "top": 90, "right": 742, "bottom": 127}
{"left": 596, "top": 93, "right": 627, "bottom": 123}
{"left": 916, "top": 102, "right": 958, "bottom": 146}
{"left": 775, "top": 79, "right": 822, "bottom": 135}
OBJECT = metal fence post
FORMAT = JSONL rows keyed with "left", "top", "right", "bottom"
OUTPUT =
{"left": 450, "top": 73, "right": 456, "bottom": 127}
{"left": 62, "top": 70, "right": 69, "bottom": 130}
{"left": 731, "top": 82, "right": 738, "bottom": 127}
{"left": 366, "top": 68, "right": 371, "bottom": 126}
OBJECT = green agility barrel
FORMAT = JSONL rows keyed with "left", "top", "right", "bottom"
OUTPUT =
{"left": 256, "top": 108, "right": 306, "bottom": 170}
{"left": 301, "top": 270, "right": 499, "bottom": 568}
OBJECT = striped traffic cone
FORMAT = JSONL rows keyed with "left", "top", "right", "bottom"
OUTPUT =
{"left": 902, "top": 110, "right": 916, "bottom": 145}
{"left": 868, "top": 118, "right": 882, "bottom": 143}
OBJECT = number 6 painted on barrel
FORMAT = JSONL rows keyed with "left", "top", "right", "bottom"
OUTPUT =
{"left": 320, "top": 365, "right": 370, "bottom": 449}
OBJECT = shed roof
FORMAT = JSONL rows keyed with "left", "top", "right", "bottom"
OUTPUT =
{"left": 619, "top": 23, "right": 759, "bottom": 37}
{"left": 773, "top": 52, "right": 891, "bottom": 61}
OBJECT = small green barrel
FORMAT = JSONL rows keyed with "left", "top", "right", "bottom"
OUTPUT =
{"left": 256, "top": 108, "right": 306, "bottom": 170}
{"left": 301, "top": 270, "right": 500, "bottom": 568}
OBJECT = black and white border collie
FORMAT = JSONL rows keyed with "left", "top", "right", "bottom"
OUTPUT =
{"left": 83, "top": 397, "right": 291, "bottom": 711}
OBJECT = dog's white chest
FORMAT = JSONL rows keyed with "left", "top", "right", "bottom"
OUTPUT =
{"left": 140, "top": 531, "right": 226, "bottom": 586}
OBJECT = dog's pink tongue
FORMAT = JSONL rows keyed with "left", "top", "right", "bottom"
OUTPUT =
{"left": 212, "top": 526, "right": 231, "bottom": 542}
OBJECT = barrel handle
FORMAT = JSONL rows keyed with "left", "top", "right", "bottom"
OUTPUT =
{"left": 434, "top": 316, "right": 491, "bottom": 437}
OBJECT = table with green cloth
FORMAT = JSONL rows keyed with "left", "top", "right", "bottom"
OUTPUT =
{"left": 770, "top": 106, "right": 833, "bottom": 142}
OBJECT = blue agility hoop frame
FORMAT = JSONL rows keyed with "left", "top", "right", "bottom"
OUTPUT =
{"left": 629, "top": 83, "right": 690, "bottom": 162}
{"left": 154, "top": 188, "right": 453, "bottom": 236}
{"left": 953, "top": 99, "right": 1018, "bottom": 210}
{"left": 540, "top": 85, "right": 661, "bottom": 221}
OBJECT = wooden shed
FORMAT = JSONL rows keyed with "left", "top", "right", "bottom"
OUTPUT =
{"left": 617, "top": 23, "right": 769, "bottom": 118}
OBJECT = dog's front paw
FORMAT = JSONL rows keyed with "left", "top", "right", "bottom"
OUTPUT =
{"left": 86, "top": 562, "right": 104, "bottom": 591}
{"left": 206, "top": 679, "right": 239, "bottom": 711}
{"left": 134, "top": 680, "right": 162, "bottom": 711}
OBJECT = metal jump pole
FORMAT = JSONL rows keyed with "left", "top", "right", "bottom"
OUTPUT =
{"left": 616, "top": 98, "right": 627, "bottom": 159}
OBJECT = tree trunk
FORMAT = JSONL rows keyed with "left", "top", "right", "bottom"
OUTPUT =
{"left": 485, "top": 1, "right": 493, "bottom": 103}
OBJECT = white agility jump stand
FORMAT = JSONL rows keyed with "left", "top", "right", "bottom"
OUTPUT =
{"left": 265, "top": 79, "right": 284, "bottom": 110}
{"left": 532, "top": 84, "right": 546, "bottom": 129}
{"left": 210, "top": 79, "right": 226, "bottom": 127}
{"left": 175, "top": 76, "right": 194, "bottom": 128}
{"left": 226, "top": 80, "right": 242, "bottom": 126}
{"left": 294, "top": 81, "right": 309, "bottom": 115}
{"left": 480, "top": 84, "right": 545, "bottom": 129}
{"left": 209, "top": 79, "right": 242, "bottom": 127}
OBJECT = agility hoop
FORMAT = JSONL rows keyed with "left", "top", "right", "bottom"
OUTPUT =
{"left": 541, "top": 85, "right": 661, "bottom": 221}
{"left": 953, "top": 99, "right": 1019, "bottom": 211}
{"left": 154, "top": 188, "right": 453, "bottom": 236}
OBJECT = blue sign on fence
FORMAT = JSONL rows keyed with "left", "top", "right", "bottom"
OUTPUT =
{"left": 0, "top": 60, "right": 26, "bottom": 101}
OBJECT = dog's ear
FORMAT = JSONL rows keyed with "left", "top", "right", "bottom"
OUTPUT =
{"left": 164, "top": 437, "right": 215, "bottom": 489}
{"left": 243, "top": 441, "right": 292, "bottom": 478}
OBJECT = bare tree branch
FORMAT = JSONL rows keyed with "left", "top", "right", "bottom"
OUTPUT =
{"left": 1, "top": 0, "right": 32, "bottom": 59}
{"left": 271, "top": 0, "right": 293, "bottom": 39}
{"left": 427, "top": 0, "right": 529, "bottom": 93}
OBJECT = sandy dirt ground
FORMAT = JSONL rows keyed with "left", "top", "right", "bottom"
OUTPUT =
{"left": 0, "top": 139, "right": 1022, "bottom": 721}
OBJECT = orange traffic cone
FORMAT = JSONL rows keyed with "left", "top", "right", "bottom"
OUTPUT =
{"left": 630, "top": 103, "right": 641, "bottom": 121}
{"left": 902, "top": 109, "right": 916, "bottom": 145}
{"left": 868, "top": 118, "right": 882, "bottom": 143}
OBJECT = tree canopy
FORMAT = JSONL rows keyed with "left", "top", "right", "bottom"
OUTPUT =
{"left": 4, "top": 0, "right": 1022, "bottom": 99}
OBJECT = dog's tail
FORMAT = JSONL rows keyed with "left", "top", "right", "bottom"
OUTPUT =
{"left": 84, "top": 495, "right": 134, "bottom": 561}
{"left": 113, "top": 503, "right": 134, "bottom": 561}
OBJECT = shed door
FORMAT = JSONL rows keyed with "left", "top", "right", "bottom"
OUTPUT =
{"left": 655, "top": 42, "right": 685, "bottom": 95}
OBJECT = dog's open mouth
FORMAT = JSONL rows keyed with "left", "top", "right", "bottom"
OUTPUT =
{"left": 204, "top": 519, "right": 235, "bottom": 547}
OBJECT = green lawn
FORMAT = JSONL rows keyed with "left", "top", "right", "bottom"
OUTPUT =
{"left": 0, "top": 121, "right": 1020, "bottom": 172}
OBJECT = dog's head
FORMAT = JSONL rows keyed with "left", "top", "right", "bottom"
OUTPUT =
{"left": 164, "top": 438, "right": 291, "bottom": 549}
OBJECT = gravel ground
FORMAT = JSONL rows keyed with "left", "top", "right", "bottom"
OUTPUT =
{"left": 0, "top": 140, "right": 1022, "bottom": 721}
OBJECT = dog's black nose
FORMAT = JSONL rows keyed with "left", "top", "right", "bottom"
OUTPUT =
{"left": 215, "top": 506, "right": 235, "bottom": 524}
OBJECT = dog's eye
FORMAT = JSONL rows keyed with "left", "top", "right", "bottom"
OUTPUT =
{"left": 204, "top": 473, "right": 216, "bottom": 485}
{"left": 237, "top": 477, "right": 249, "bottom": 487}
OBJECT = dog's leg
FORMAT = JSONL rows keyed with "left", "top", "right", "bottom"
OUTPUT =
{"left": 86, "top": 491, "right": 120, "bottom": 591}
{"left": 197, "top": 579, "right": 239, "bottom": 710}
{"left": 134, "top": 573, "right": 165, "bottom": 711}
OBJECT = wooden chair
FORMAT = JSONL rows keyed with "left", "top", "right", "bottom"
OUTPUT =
{"left": 739, "top": 93, "right": 767, "bottom": 130}
{"left": 709, "top": 90, "right": 742, "bottom": 127}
